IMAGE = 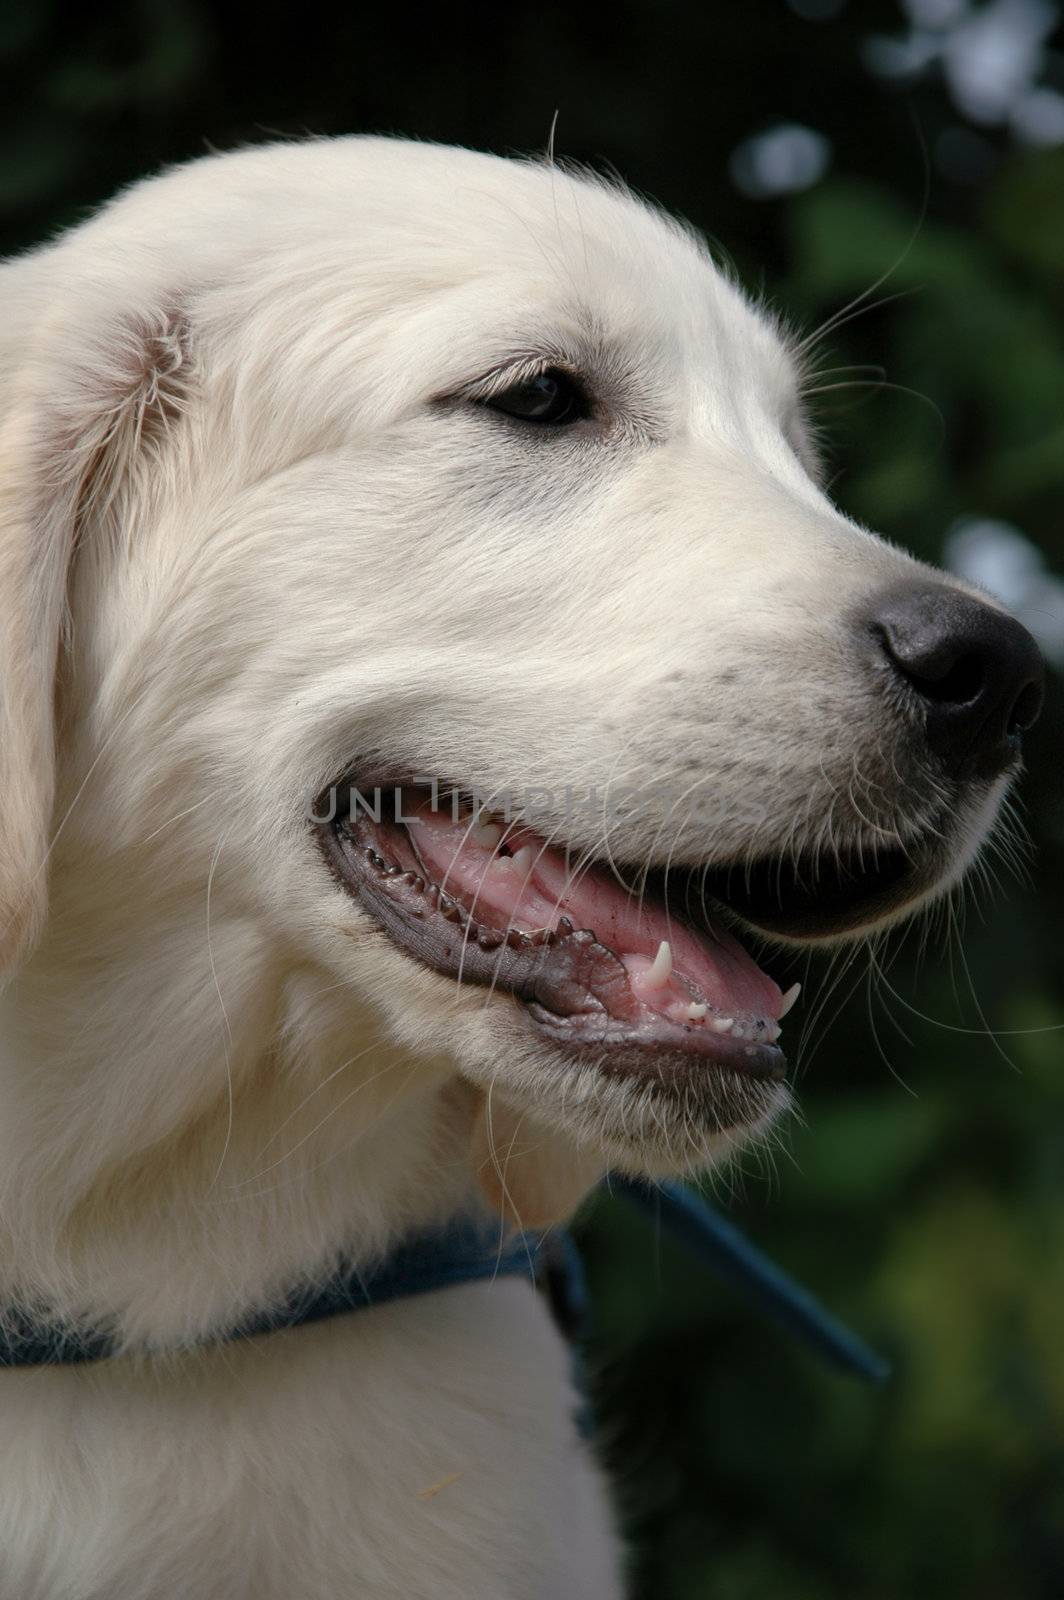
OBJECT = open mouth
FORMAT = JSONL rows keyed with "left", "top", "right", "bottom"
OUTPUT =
{"left": 317, "top": 783, "right": 946, "bottom": 1103}
{"left": 318, "top": 783, "right": 812, "bottom": 1087}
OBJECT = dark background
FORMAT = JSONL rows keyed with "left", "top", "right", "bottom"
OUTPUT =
{"left": 5, "top": 3, "right": 1063, "bottom": 1595}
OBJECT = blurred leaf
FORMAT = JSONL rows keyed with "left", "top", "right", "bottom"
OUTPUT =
{"left": 782, "top": 1092, "right": 947, "bottom": 1205}
{"left": 985, "top": 147, "right": 1064, "bottom": 285}
{"left": 0, "top": 0, "right": 49, "bottom": 58}
{"left": 0, "top": 114, "right": 78, "bottom": 206}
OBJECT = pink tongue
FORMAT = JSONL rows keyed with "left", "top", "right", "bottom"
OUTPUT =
{"left": 406, "top": 795, "right": 783, "bottom": 1025}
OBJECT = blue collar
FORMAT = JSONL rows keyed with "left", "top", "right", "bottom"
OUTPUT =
{"left": 0, "top": 1179, "right": 888, "bottom": 1383}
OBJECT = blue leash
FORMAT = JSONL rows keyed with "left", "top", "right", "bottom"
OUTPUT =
{"left": 0, "top": 1181, "right": 889, "bottom": 1382}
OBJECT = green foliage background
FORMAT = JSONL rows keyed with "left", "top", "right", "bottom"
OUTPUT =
{"left": 4, "top": 3, "right": 1062, "bottom": 1594}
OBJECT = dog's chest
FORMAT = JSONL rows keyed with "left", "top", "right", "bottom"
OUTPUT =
{"left": 0, "top": 1279, "right": 623, "bottom": 1600}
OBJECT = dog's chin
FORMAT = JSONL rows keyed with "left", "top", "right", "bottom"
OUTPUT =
{"left": 315, "top": 780, "right": 990, "bottom": 1169}
{"left": 469, "top": 1005, "right": 796, "bottom": 1172}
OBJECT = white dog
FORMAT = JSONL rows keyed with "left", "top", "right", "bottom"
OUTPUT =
{"left": 0, "top": 137, "right": 1042, "bottom": 1598}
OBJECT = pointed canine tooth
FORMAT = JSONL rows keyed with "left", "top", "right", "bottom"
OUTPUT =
{"left": 470, "top": 821, "right": 502, "bottom": 849}
{"left": 778, "top": 982, "right": 801, "bottom": 1020}
{"left": 712, "top": 1016, "right": 735, "bottom": 1034}
{"left": 686, "top": 1002, "right": 708, "bottom": 1021}
{"left": 556, "top": 916, "right": 574, "bottom": 938}
{"left": 642, "top": 940, "right": 673, "bottom": 991}
{"left": 512, "top": 845, "right": 536, "bottom": 876}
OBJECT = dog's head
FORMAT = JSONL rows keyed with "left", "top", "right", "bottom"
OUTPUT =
{"left": 0, "top": 139, "right": 1042, "bottom": 1207}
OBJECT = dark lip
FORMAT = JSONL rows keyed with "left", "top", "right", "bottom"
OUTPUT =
{"left": 314, "top": 795, "right": 787, "bottom": 1086}
{"left": 697, "top": 837, "right": 940, "bottom": 941}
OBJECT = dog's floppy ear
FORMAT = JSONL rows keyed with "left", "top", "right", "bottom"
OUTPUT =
{"left": 0, "top": 276, "right": 192, "bottom": 970}
{"left": 472, "top": 1092, "right": 606, "bottom": 1230}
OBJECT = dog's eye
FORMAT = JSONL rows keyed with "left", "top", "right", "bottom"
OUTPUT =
{"left": 482, "top": 368, "right": 589, "bottom": 426}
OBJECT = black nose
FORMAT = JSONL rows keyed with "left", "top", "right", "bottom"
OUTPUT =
{"left": 871, "top": 583, "right": 1044, "bottom": 780}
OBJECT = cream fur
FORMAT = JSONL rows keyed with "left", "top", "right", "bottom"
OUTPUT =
{"left": 0, "top": 137, "right": 1011, "bottom": 1598}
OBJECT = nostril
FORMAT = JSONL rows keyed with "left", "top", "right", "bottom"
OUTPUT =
{"left": 906, "top": 649, "right": 986, "bottom": 707}
{"left": 868, "top": 581, "right": 1045, "bottom": 781}
{"left": 1007, "top": 678, "right": 1043, "bottom": 738}
{"left": 873, "top": 619, "right": 988, "bottom": 708}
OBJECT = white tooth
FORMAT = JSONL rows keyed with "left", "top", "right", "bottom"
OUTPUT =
{"left": 642, "top": 940, "right": 673, "bottom": 990}
{"left": 712, "top": 1016, "right": 735, "bottom": 1034}
{"left": 768, "top": 1022, "right": 782, "bottom": 1043}
{"left": 778, "top": 982, "right": 801, "bottom": 1020}
{"left": 470, "top": 821, "right": 502, "bottom": 849}
{"left": 512, "top": 845, "right": 536, "bottom": 876}
{"left": 686, "top": 1002, "right": 708, "bottom": 1021}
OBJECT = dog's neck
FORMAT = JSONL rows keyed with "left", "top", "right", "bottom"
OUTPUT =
{"left": 0, "top": 868, "right": 475, "bottom": 1349}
